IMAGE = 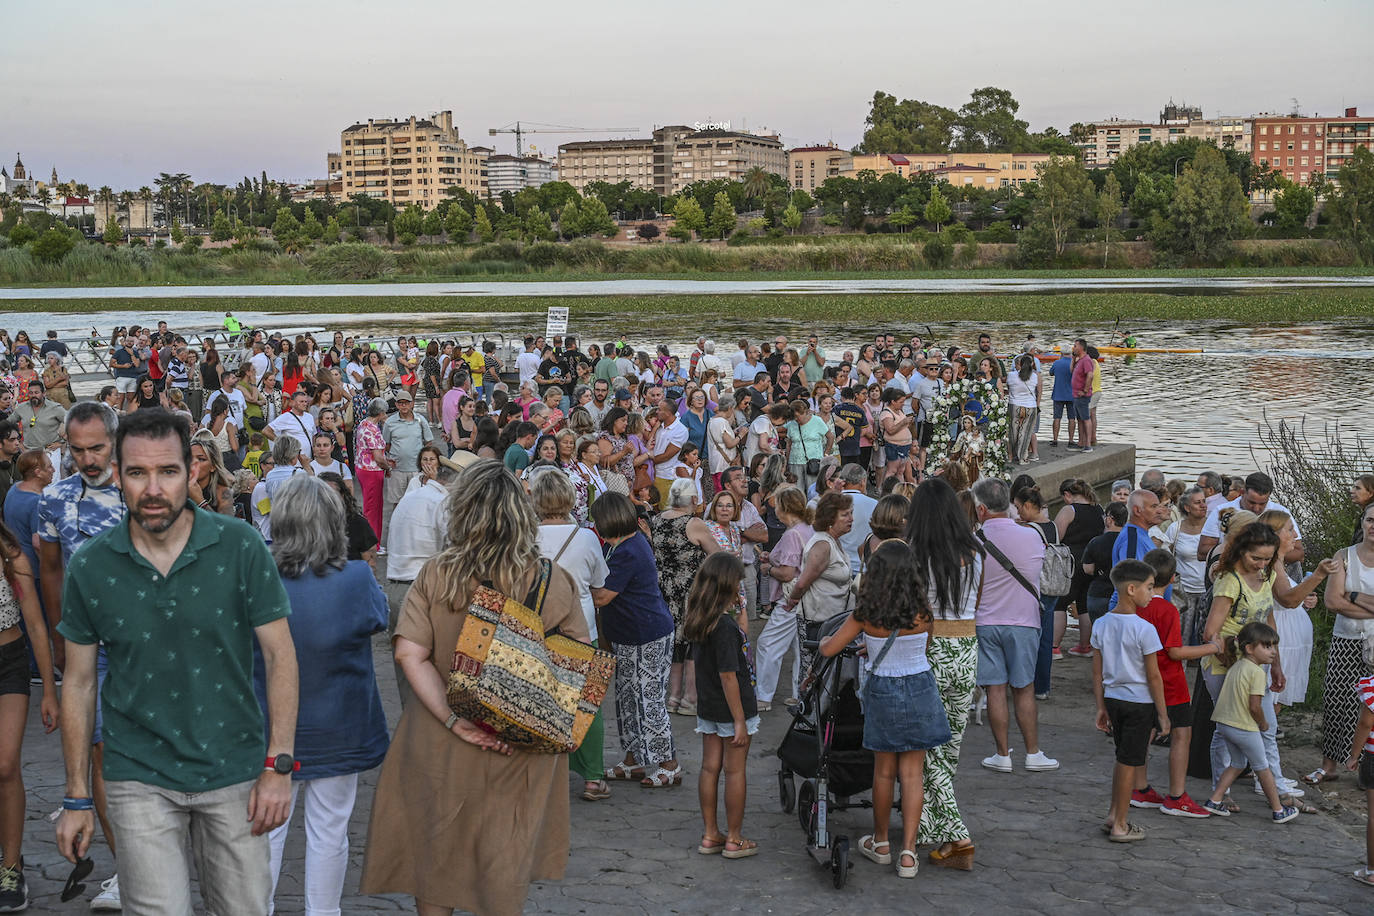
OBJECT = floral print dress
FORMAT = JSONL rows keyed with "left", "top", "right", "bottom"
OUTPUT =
{"left": 650, "top": 513, "right": 705, "bottom": 652}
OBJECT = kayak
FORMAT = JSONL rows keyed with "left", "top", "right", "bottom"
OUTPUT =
{"left": 1097, "top": 346, "right": 1204, "bottom": 355}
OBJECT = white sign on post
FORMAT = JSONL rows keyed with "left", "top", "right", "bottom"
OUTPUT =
{"left": 546, "top": 307, "right": 569, "bottom": 338}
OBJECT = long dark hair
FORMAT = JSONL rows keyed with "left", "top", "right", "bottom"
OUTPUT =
{"left": 854, "top": 540, "right": 930, "bottom": 631}
{"left": 1215, "top": 521, "right": 1281, "bottom": 579}
{"left": 683, "top": 552, "right": 745, "bottom": 642}
{"left": 472, "top": 417, "right": 500, "bottom": 453}
{"left": 904, "top": 477, "right": 981, "bottom": 618}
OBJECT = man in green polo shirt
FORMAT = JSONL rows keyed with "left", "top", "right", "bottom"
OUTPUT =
{"left": 55, "top": 408, "right": 299, "bottom": 915}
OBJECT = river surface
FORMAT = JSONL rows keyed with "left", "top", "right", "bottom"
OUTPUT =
{"left": 3, "top": 274, "right": 1374, "bottom": 299}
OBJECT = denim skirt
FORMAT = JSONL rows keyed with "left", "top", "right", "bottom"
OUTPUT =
{"left": 862, "top": 670, "right": 952, "bottom": 753}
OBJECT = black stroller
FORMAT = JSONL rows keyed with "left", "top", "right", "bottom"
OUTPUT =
{"left": 775, "top": 614, "right": 871, "bottom": 889}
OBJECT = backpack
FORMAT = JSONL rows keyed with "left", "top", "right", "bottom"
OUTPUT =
{"left": 1031, "top": 521, "right": 1074, "bottom": 597}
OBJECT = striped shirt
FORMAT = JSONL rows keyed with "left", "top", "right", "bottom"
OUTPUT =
{"left": 1360, "top": 675, "right": 1374, "bottom": 754}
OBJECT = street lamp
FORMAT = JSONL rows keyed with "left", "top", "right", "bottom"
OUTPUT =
{"left": 1173, "top": 156, "right": 1188, "bottom": 178}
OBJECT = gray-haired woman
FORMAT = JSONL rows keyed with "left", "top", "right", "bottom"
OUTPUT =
{"left": 256, "top": 475, "right": 389, "bottom": 916}
{"left": 251, "top": 435, "right": 306, "bottom": 541}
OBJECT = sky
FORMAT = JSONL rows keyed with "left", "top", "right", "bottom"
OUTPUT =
{"left": 3, "top": 0, "right": 1371, "bottom": 191}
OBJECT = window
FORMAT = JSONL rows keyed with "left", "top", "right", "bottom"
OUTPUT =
{"left": 1301, "top": 141, "right": 1309, "bottom": 150}
{"left": 1260, "top": 125, "right": 1268, "bottom": 135}
{"left": 1287, "top": 142, "right": 1294, "bottom": 150}
{"left": 1259, "top": 142, "right": 1266, "bottom": 151}
{"left": 1302, "top": 125, "right": 1310, "bottom": 134}
{"left": 1300, "top": 172, "right": 1309, "bottom": 182}
{"left": 1287, "top": 157, "right": 1294, "bottom": 166}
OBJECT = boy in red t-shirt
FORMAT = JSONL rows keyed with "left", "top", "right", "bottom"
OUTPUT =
{"left": 1132, "top": 549, "right": 1221, "bottom": 817}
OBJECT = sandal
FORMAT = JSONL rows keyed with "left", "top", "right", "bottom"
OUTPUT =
{"left": 698, "top": 834, "right": 728, "bottom": 855}
{"left": 896, "top": 849, "right": 918, "bottom": 878}
{"left": 1353, "top": 867, "right": 1374, "bottom": 887}
{"left": 859, "top": 835, "right": 891, "bottom": 865}
{"left": 640, "top": 765, "right": 684, "bottom": 787}
{"left": 581, "top": 779, "right": 611, "bottom": 801}
{"left": 722, "top": 837, "right": 758, "bottom": 859}
{"left": 604, "top": 762, "right": 645, "bottom": 781}
{"left": 1108, "top": 823, "right": 1147, "bottom": 843}
{"left": 1303, "top": 766, "right": 1338, "bottom": 785}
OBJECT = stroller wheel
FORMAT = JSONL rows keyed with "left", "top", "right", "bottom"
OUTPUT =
{"left": 779, "top": 771, "right": 796, "bottom": 814}
{"left": 831, "top": 836, "right": 849, "bottom": 889}
{"left": 797, "top": 779, "right": 817, "bottom": 842}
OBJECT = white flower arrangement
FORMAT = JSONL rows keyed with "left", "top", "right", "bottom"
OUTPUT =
{"left": 928, "top": 378, "right": 1010, "bottom": 479}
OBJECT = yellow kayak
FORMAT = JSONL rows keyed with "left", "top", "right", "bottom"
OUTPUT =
{"left": 1097, "top": 346, "right": 1204, "bottom": 355}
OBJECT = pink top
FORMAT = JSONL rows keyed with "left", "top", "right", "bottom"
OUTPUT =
{"left": 441, "top": 389, "right": 465, "bottom": 438}
{"left": 354, "top": 419, "right": 385, "bottom": 472}
{"left": 769, "top": 522, "right": 814, "bottom": 603}
{"left": 1072, "top": 354, "right": 1095, "bottom": 398}
{"left": 975, "top": 517, "right": 1045, "bottom": 628}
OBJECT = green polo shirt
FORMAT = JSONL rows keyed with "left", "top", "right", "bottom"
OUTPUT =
{"left": 57, "top": 506, "right": 291, "bottom": 793}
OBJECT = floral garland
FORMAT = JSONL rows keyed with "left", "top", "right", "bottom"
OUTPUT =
{"left": 927, "top": 378, "right": 1010, "bottom": 479}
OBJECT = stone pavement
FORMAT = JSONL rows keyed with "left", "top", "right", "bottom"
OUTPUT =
{"left": 14, "top": 629, "right": 1373, "bottom": 914}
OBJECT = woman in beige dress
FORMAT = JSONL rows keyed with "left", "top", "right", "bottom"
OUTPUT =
{"left": 360, "top": 461, "right": 589, "bottom": 916}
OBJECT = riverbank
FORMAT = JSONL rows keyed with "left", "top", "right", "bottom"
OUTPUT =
{"left": 7, "top": 289, "right": 1374, "bottom": 322}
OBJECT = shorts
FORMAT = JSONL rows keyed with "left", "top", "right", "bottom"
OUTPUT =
{"left": 884, "top": 443, "right": 911, "bottom": 463}
{"left": 862, "top": 670, "right": 952, "bottom": 753}
{"left": 115, "top": 376, "right": 139, "bottom": 394}
{"left": 915, "top": 422, "right": 933, "bottom": 449}
{"left": 1164, "top": 700, "right": 1193, "bottom": 730}
{"left": 1105, "top": 697, "right": 1154, "bottom": 766}
{"left": 1086, "top": 593, "right": 1111, "bottom": 621}
{"left": 1214, "top": 722, "right": 1268, "bottom": 772}
{"left": 696, "top": 715, "right": 761, "bottom": 738}
{"left": 1089, "top": 392, "right": 1102, "bottom": 411}
{"left": 1358, "top": 751, "right": 1374, "bottom": 791}
{"left": 1052, "top": 400, "right": 1074, "bottom": 420}
{"left": 975, "top": 624, "right": 1040, "bottom": 689}
{"left": 0, "top": 637, "right": 31, "bottom": 697}
{"left": 1073, "top": 396, "right": 1091, "bottom": 421}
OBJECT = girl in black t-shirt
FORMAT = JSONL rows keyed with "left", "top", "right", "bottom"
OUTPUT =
{"left": 684, "top": 553, "right": 758, "bottom": 859}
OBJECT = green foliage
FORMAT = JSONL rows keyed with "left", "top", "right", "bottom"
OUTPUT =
{"left": 945, "top": 221, "right": 971, "bottom": 242}
{"left": 271, "top": 208, "right": 300, "bottom": 245}
{"left": 1096, "top": 173, "right": 1123, "bottom": 267}
{"left": 1128, "top": 173, "right": 1172, "bottom": 223}
{"left": 30, "top": 227, "right": 78, "bottom": 263}
{"left": 955, "top": 237, "right": 980, "bottom": 267}
{"left": 955, "top": 86, "right": 1031, "bottom": 152}
{"left": 636, "top": 222, "right": 660, "bottom": 240}
{"left": 210, "top": 211, "right": 233, "bottom": 242}
{"left": 11, "top": 222, "right": 39, "bottom": 246}
{"left": 709, "top": 192, "right": 737, "bottom": 240}
{"left": 323, "top": 216, "right": 342, "bottom": 244}
{"left": 984, "top": 221, "right": 1015, "bottom": 243}
{"left": 820, "top": 213, "right": 842, "bottom": 227}
{"left": 305, "top": 242, "right": 397, "bottom": 280}
{"left": 790, "top": 189, "right": 815, "bottom": 212}
{"left": 421, "top": 209, "right": 443, "bottom": 239}
{"left": 394, "top": 205, "right": 423, "bottom": 243}
{"left": 922, "top": 235, "right": 954, "bottom": 268}
{"left": 1272, "top": 180, "right": 1315, "bottom": 232}
{"left": 1327, "top": 147, "right": 1374, "bottom": 263}
{"left": 169, "top": 220, "right": 185, "bottom": 244}
{"left": 746, "top": 217, "right": 767, "bottom": 234}
{"left": 445, "top": 204, "right": 472, "bottom": 242}
{"left": 859, "top": 91, "right": 959, "bottom": 153}
{"left": 671, "top": 196, "right": 707, "bottom": 239}
{"left": 923, "top": 188, "right": 951, "bottom": 231}
{"left": 181, "top": 236, "right": 204, "bottom": 254}
{"left": 579, "top": 197, "right": 618, "bottom": 237}
{"left": 474, "top": 205, "right": 495, "bottom": 243}
{"left": 301, "top": 208, "right": 325, "bottom": 240}
{"left": 1029, "top": 156, "right": 1094, "bottom": 256}
{"left": 524, "top": 206, "right": 555, "bottom": 242}
{"left": 782, "top": 204, "right": 803, "bottom": 234}
{"left": 1156, "top": 145, "right": 1250, "bottom": 263}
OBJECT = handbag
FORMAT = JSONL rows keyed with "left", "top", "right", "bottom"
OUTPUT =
{"left": 447, "top": 559, "right": 616, "bottom": 754}
{"left": 799, "top": 424, "right": 820, "bottom": 477}
{"left": 1030, "top": 522, "right": 1074, "bottom": 597}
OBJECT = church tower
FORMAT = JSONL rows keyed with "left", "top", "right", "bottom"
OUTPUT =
{"left": 50, "top": 166, "right": 58, "bottom": 186}
{"left": 12, "top": 155, "right": 25, "bottom": 181}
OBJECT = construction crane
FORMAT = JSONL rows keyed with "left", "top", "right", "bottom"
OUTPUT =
{"left": 488, "top": 121, "right": 639, "bottom": 157}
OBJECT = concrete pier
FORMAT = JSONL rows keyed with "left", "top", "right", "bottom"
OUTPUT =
{"left": 1012, "top": 439, "right": 1136, "bottom": 502}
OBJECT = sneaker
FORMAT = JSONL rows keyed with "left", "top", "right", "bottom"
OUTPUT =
{"left": 981, "top": 753, "right": 1013, "bottom": 773}
{"left": 1024, "top": 751, "right": 1060, "bottom": 772}
{"left": 1201, "top": 799, "right": 1231, "bottom": 817}
{"left": 1065, "top": 645, "right": 1093, "bottom": 658}
{"left": 1066, "top": 443, "right": 1085, "bottom": 451}
{"left": 1081, "top": 447, "right": 1095, "bottom": 453}
{"left": 1277, "top": 778, "right": 1305, "bottom": 797}
{"left": 0, "top": 863, "right": 27, "bottom": 912}
{"left": 28, "top": 673, "right": 43, "bottom": 687}
{"left": 90, "top": 875, "right": 121, "bottom": 911}
{"left": 1051, "top": 647, "right": 1064, "bottom": 661}
{"left": 375, "top": 547, "right": 388, "bottom": 557}
{"left": 1130, "top": 786, "right": 1167, "bottom": 809}
{"left": 1160, "top": 793, "right": 1211, "bottom": 818}
{"left": 1272, "top": 805, "right": 1299, "bottom": 824}
{"left": 1034, "top": 692, "right": 1049, "bottom": 700}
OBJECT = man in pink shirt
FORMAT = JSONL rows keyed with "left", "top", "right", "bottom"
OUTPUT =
{"left": 1068, "top": 338, "right": 1095, "bottom": 454}
{"left": 973, "top": 478, "right": 1058, "bottom": 774}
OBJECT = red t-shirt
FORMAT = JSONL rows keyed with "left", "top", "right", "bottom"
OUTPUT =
{"left": 1138, "top": 596, "right": 1188, "bottom": 707}
{"left": 147, "top": 346, "right": 164, "bottom": 380}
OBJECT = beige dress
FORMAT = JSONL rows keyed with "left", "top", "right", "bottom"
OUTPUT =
{"left": 360, "top": 559, "right": 588, "bottom": 916}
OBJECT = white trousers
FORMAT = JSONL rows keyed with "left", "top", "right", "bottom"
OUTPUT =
{"left": 754, "top": 606, "right": 802, "bottom": 703}
{"left": 267, "top": 772, "right": 360, "bottom": 916}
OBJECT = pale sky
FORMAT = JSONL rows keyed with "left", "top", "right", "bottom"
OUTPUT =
{"left": 3, "top": 0, "right": 1370, "bottom": 191}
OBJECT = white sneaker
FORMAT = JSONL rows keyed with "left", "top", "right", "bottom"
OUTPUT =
{"left": 1024, "top": 751, "right": 1060, "bottom": 772}
{"left": 981, "top": 753, "right": 1013, "bottom": 773}
{"left": 1257, "top": 778, "right": 1305, "bottom": 798}
{"left": 90, "top": 875, "right": 121, "bottom": 911}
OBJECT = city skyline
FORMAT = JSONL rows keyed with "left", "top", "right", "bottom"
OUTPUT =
{"left": 3, "top": 0, "right": 1371, "bottom": 189}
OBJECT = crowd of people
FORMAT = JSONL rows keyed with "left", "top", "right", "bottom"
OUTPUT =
{"left": 0, "top": 318, "right": 1371, "bottom": 913}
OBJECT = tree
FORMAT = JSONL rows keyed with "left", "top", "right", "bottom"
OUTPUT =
{"left": 524, "top": 205, "right": 555, "bottom": 242}
{"left": 394, "top": 205, "right": 423, "bottom": 246}
{"left": 922, "top": 235, "right": 954, "bottom": 268}
{"left": 1096, "top": 173, "right": 1122, "bottom": 267}
{"left": 210, "top": 211, "right": 233, "bottom": 241}
{"left": 272, "top": 207, "right": 300, "bottom": 245}
{"left": 636, "top": 222, "right": 660, "bottom": 240}
{"left": 1272, "top": 179, "right": 1315, "bottom": 232}
{"left": 30, "top": 227, "right": 77, "bottom": 263}
{"left": 955, "top": 86, "right": 1031, "bottom": 152}
{"left": 923, "top": 188, "right": 951, "bottom": 232}
{"left": 1328, "top": 146, "right": 1374, "bottom": 262}
{"left": 1128, "top": 173, "right": 1172, "bottom": 223}
{"left": 421, "top": 209, "right": 443, "bottom": 240}
{"left": 741, "top": 167, "right": 771, "bottom": 205}
{"left": 671, "top": 196, "right": 706, "bottom": 240}
{"left": 102, "top": 215, "right": 123, "bottom": 244}
{"left": 301, "top": 208, "right": 325, "bottom": 240}
{"left": 181, "top": 235, "right": 203, "bottom": 254}
{"left": 746, "top": 216, "right": 767, "bottom": 234}
{"left": 782, "top": 203, "right": 803, "bottom": 234}
{"left": 445, "top": 204, "right": 473, "bottom": 242}
{"left": 888, "top": 204, "right": 917, "bottom": 233}
{"left": 1155, "top": 145, "right": 1249, "bottom": 262}
{"left": 473, "top": 205, "right": 495, "bottom": 243}
{"left": 762, "top": 197, "right": 777, "bottom": 228}
{"left": 323, "top": 216, "right": 342, "bottom": 244}
{"left": 790, "top": 189, "right": 815, "bottom": 212}
{"left": 859, "top": 90, "right": 958, "bottom": 153}
{"left": 169, "top": 219, "right": 184, "bottom": 244}
{"left": 1030, "top": 156, "right": 1094, "bottom": 256}
{"left": 558, "top": 199, "right": 584, "bottom": 238}
{"left": 579, "top": 197, "right": 618, "bottom": 237}
{"left": 708, "top": 191, "right": 737, "bottom": 240}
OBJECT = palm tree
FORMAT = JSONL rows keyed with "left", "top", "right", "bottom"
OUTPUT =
{"left": 741, "top": 166, "right": 770, "bottom": 205}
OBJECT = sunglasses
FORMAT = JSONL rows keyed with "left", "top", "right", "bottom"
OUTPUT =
{"left": 62, "top": 856, "right": 94, "bottom": 903}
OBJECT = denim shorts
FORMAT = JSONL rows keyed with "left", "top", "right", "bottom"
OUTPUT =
{"left": 1215, "top": 722, "right": 1269, "bottom": 772}
{"left": 1052, "top": 399, "right": 1074, "bottom": 420}
{"left": 695, "top": 715, "right": 761, "bottom": 737}
{"left": 1073, "top": 396, "right": 1091, "bottom": 421}
{"left": 884, "top": 443, "right": 911, "bottom": 463}
{"left": 975, "top": 624, "right": 1040, "bottom": 689}
{"left": 1086, "top": 593, "right": 1111, "bottom": 621}
{"left": 862, "top": 670, "right": 952, "bottom": 753}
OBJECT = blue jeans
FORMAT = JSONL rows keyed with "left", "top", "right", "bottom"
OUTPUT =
{"left": 1034, "top": 593, "right": 1058, "bottom": 695}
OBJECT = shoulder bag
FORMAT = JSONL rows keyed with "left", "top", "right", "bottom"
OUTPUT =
{"left": 446, "top": 558, "right": 616, "bottom": 753}
{"left": 977, "top": 530, "right": 1040, "bottom": 600}
{"left": 1030, "top": 522, "right": 1074, "bottom": 597}
{"left": 800, "top": 422, "right": 821, "bottom": 478}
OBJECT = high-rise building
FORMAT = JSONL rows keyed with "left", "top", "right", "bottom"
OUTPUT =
{"left": 1252, "top": 108, "right": 1371, "bottom": 191}
{"left": 555, "top": 138, "right": 654, "bottom": 192}
{"left": 337, "top": 110, "right": 487, "bottom": 209}
{"left": 787, "top": 145, "right": 851, "bottom": 191}
{"left": 485, "top": 154, "right": 558, "bottom": 196}
{"left": 653, "top": 125, "right": 785, "bottom": 196}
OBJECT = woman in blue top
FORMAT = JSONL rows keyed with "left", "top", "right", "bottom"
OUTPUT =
{"left": 591, "top": 492, "right": 683, "bottom": 788}
{"left": 254, "top": 474, "right": 389, "bottom": 916}
{"left": 681, "top": 387, "right": 714, "bottom": 472}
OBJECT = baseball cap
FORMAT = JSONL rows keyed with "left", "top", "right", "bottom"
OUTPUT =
{"left": 394, "top": 389, "right": 414, "bottom": 401}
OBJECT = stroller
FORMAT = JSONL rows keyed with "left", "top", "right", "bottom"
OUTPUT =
{"left": 775, "top": 613, "right": 872, "bottom": 889}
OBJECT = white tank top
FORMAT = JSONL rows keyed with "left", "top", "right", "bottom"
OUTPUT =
{"left": 1335, "top": 546, "right": 1374, "bottom": 640}
{"left": 862, "top": 631, "right": 931, "bottom": 677}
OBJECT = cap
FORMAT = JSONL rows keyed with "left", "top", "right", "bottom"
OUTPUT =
{"left": 394, "top": 389, "right": 414, "bottom": 401}
{"left": 613, "top": 389, "right": 632, "bottom": 401}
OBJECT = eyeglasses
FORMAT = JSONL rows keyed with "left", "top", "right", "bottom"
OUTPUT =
{"left": 62, "top": 856, "right": 94, "bottom": 903}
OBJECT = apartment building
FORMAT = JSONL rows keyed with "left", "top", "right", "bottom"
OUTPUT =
{"left": 845, "top": 152, "right": 1051, "bottom": 187}
{"left": 654, "top": 125, "right": 786, "bottom": 196}
{"left": 337, "top": 110, "right": 487, "bottom": 209}
{"left": 554, "top": 139, "right": 654, "bottom": 192}
{"left": 1253, "top": 108, "right": 1371, "bottom": 191}
{"left": 486, "top": 155, "right": 557, "bottom": 196}
{"left": 787, "top": 145, "right": 852, "bottom": 191}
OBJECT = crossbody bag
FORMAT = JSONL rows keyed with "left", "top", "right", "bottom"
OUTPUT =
{"left": 977, "top": 530, "right": 1040, "bottom": 600}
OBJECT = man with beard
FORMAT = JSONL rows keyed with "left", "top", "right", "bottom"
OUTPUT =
{"left": 55, "top": 408, "right": 298, "bottom": 915}
{"left": 15, "top": 379, "right": 67, "bottom": 451}
{"left": 36, "top": 401, "right": 127, "bottom": 909}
